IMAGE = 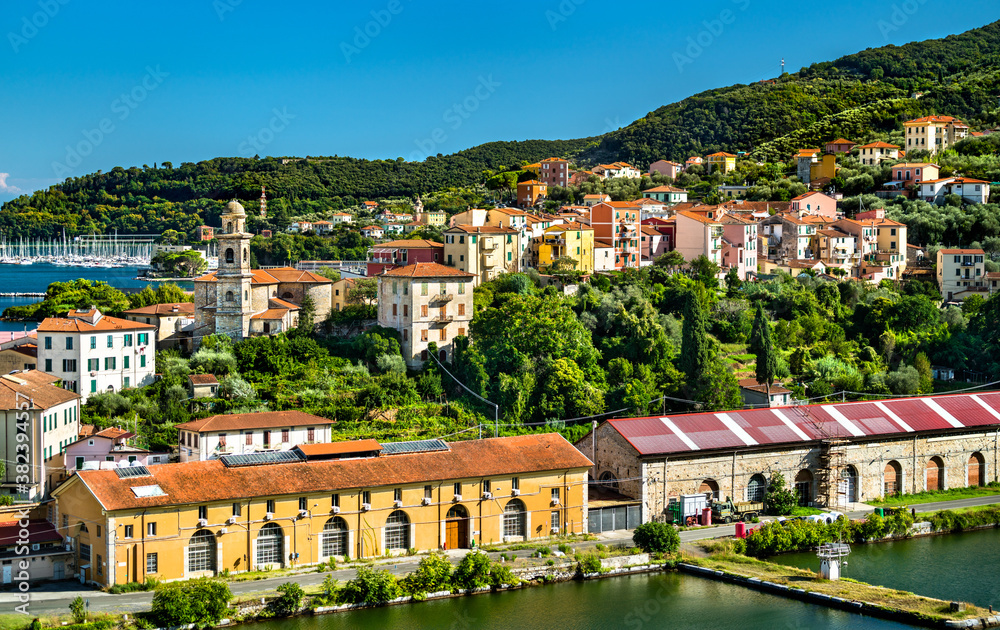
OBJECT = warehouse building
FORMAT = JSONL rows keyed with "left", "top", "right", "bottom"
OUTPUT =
{"left": 51, "top": 434, "right": 591, "bottom": 586}
{"left": 575, "top": 392, "right": 1000, "bottom": 528}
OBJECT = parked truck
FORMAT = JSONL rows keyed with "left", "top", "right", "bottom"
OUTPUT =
{"left": 711, "top": 497, "right": 763, "bottom": 523}
{"left": 665, "top": 493, "right": 710, "bottom": 526}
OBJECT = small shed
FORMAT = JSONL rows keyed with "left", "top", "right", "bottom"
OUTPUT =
{"left": 188, "top": 374, "right": 219, "bottom": 399}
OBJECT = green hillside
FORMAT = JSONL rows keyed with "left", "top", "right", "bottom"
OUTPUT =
{"left": 4, "top": 20, "right": 1000, "bottom": 238}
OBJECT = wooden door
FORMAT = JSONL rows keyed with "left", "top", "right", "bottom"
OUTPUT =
{"left": 446, "top": 520, "right": 460, "bottom": 550}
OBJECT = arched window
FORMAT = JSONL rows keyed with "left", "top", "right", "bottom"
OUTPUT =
{"left": 447, "top": 505, "right": 468, "bottom": 519}
{"left": 747, "top": 474, "right": 767, "bottom": 502}
{"left": 795, "top": 470, "right": 813, "bottom": 506}
{"left": 225, "top": 248, "right": 234, "bottom": 263}
{"left": 226, "top": 222, "right": 233, "bottom": 234}
{"left": 969, "top": 452, "right": 986, "bottom": 487}
{"left": 840, "top": 466, "right": 858, "bottom": 503}
{"left": 321, "top": 517, "right": 348, "bottom": 558}
{"left": 243, "top": 249, "right": 248, "bottom": 263}
{"left": 281, "top": 292, "right": 294, "bottom": 300}
{"left": 225, "top": 291, "right": 234, "bottom": 302}
{"left": 187, "top": 529, "right": 216, "bottom": 573}
{"left": 256, "top": 523, "right": 283, "bottom": 566}
{"left": 926, "top": 456, "right": 945, "bottom": 492}
{"left": 385, "top": 511, "right": 410, "bottom": 551}
{"left": 502, "top": 498, "right": 526, "bottom": 539}
{"left": 598, "top": 471, "right": 619, "bottom": 491}
{"left": 698, "top": 479, "right": 720, "bottom": 500}
{"left": 884, "top": 460, "right": 902, "bottom": 496}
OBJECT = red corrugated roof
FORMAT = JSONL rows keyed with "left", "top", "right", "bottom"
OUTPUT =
{"left": 604, "top": 392, "right": 1000, "bottom": 456}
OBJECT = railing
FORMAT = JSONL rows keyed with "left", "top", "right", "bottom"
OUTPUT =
{"left": 432, "top": 315, "right": 454, "bottom": 324}
{"left": 431, "top": 293, "right": 454, "bottom": 303}
{"left": 482, "top": 241, "right": 498, "bottom": 251}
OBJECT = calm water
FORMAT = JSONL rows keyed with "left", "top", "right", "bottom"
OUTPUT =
{"left": 240, "top": 572, "right": 910, "bottom": 630}
{"left": 0, "top": 263, "right": 192, "bottom": 332}
{"left": 773, "top": 528, "right": 1000, "bottom": 608}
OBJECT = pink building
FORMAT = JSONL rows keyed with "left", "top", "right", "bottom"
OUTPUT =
{"left": 538, "top": 158, "right": 569, "bottom": 187}
{"left": 640, "top": 225, "right": 670, "bottom": 261}
{"left": 590, "top": 202, "right": 641, "bottom": 270}
{"left": 648, "top": 160, "right": 682, "bottom": 178}
{"left": 63, "top": 427, "right": 169, "bottom": 474}
{"left": 721, "top": 214, "right": 758, "bottom": 280}
{"left": 824, "top": 138, "right": 856, "bottom": 154}
{"left": 790, "top": 192, "right": 837, "bottom": 218}
{"left": 366, "top": 239, "right": 444, "bottom": 276}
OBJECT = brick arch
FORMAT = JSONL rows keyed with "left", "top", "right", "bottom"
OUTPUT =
{"left": 968, "top": 452, "right": 986, "bottom": 487}
{"left": 926, "top": 456, "right": 945, "bottom": 492}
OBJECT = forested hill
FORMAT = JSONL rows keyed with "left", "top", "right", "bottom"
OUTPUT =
{"left": 580, "top": 19, "right": 1000, "bottom": 165}
{"left": 4, "top": 20, "right": 1000, "bottom": 238}
{"left": 0, "top": 138, "right": 595, "bottom": 238}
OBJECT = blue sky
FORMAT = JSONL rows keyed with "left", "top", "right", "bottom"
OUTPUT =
{"left": 1, "top": 0, "right": 998, "bottom": 201}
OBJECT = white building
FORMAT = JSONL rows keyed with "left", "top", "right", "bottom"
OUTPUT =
{"left": 1, "top": 370, "right": 81, "bottom": 500}
{"left": 36, "top": 309, "right": 156, "bottom": 402}
{"left": 937, "top": 248, "right": 988, "bottom": 302}
{"left": 919, "top": 178, "right": 991, "bottom": 206}
{"left": 175, "top": 410, "right": 335, "bottom": 463}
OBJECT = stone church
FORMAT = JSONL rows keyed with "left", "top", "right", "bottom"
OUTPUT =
{"left": 192, "top": 200, "right": 332, "bottom": 340}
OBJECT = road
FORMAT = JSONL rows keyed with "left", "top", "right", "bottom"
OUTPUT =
{"left": 5, "top": 493, "right": 998, "bottom": 616}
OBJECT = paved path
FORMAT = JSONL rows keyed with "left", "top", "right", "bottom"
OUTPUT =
{"left": 6, "top": 494, "right": 999, "bottom": 616}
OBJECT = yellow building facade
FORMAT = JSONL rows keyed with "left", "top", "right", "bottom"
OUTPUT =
{"left": 52, "top": 434, "right": 591, "bottom": 586}
{"left": 533, "top": 222, "right": 595, "bottom": 274}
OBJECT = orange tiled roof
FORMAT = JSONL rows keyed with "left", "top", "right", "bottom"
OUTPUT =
{"left": 644, "top": 185, "right": 686, "bottom": 193}
{"left": 176, "top": 410, "right": 333, "bottom": 433}
{"left": 37, "top": 312, "right": 155, "bottom": 333}
{"left": 858, "top": 142, "right": 900, "bottom": 149}
{"left": 251, "top": 308, "right": 292, "bottom": 320}
{"left": 373, "top": 239, "right": 444, "bottom": 250}
{"left": 195, "top": 267, "right": 330, "bottom": 285}
{"left": 0, "top": 371, "right": 78, "bottom": 410}
{"left": 905, "top": 116, "right": 966, "bottom": 125}
{"left": 123, "top": 302, "right": 195, "bottom": 316}
{"left": 938, "top": 248, "right": 985, "bottom": 254}
{"left": 70, "top": 433, "right": 593, "bottom": 511}
{"left": 380, "top": 262, "right": 476, "bottom": 279}
{"left": 828, "top": 138, "right": 855, "bottom": 145}
{"left": 188, "top": 374, "right": 219, "bottom": 385}
{"left": 676, "top": 210, "right": 722, "bottom": 225}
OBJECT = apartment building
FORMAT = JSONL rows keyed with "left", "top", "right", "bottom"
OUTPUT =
{"left": 443, "top": 225, "right": 520, "bottom": 285}
{"left": 0, "top": 370, "right": 81, "bottom": 500}
{"left": 705, "top": 152, "right": 737, "bottom": 175}
{"left": 377, "top": 263, "right": 475, "bottom": 367}
{"left": 517, "top": 180, "right": 547, "bottom": 207}
{"left": 642, "top": 185, "right": 688, "bottom": 204}
{"left": 936, "top": 248, "right": 988, "bottom": 301}
{"left": 890, "top": 163, "right": 939, "bottom": 187}
{"left": 122, "top": 302, "right": 195, "bottom": 352}
{"left": 37, "top": 309, "right": 156, "bottom": 401}
{"left": 833, "top": 210, "right": 907, "bottom": 280}
{"left": 674, "top": 210, "right": 724, "bottom": 275}
{"left": 720, "top": 214, "right": 757, "bottom": 280}
{"left": 590, "top": 202, "right": 641, "bottom": 270}
{"left": 538, "top": 157, "right": 569, "bottom": 187}
{"left": 648, "top": 160, "right": 683, "bottom": 178}
{"left": 904, "top": 116, "right": 969, "bottom": 154}
{"left": 533, "top": 222, "right": 595, "bottom": 273}
{"left": 857, "top": 142, "right": 900, "bottom": 166}
{"left": 51, "top": 434, "right": 591, "bottom": 587}
{"left": 919, "top": 177, "right": 991, "bottom": 205}
{"left": 367, "top": 239, "right": 444, "bottom": 276}
{"left": 176, "top": 410, "right": 335, "bottom": 463}
{"left": 789, "top": 192, "right": 837, "bottom": 218}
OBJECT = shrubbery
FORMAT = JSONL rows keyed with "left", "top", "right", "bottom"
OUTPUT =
{"left": 632, "top": 521, "right": 681, "bottom": 554}
{"left": 150, "top": 579, "right": 232, "bottom": 626}
{"left": 744, "top": 511, "right": 916, "bottom": 557}
{"left": 339, "top": 566, "right": 401, "bottom": 605}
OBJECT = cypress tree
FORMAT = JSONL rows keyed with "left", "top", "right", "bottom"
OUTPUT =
{"left": 680, "top": 292, "right": 711, "bottom": 388}
{"left": 751, "top": 302, "right": 777, "bottom": 402}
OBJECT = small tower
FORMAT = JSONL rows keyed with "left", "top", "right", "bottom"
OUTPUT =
{"left": 259, "top": 186, "right": 267, "bottom": 219}
{"left": 215, "top": 200, "right": 254, "bottom": 339}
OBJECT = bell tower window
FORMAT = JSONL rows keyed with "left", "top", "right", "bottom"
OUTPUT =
{"left": 227, "top": 221, "right": 233, "bottom": 233}
{"left": 225, "top": 291, "right": 234, "bottom": 302}
{"left": 226, "top": 248, "right": 235, "bottom": 264}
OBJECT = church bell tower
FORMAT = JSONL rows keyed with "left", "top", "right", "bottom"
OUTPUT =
{"left": 215, "top": 200, "right": 254, "bottom": 338}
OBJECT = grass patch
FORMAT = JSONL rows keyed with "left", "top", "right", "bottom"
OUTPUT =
{"left": 688, "top": 554, "right": 984, "bottom": 621}
{"left": 728, "top": 353, "right": 757, "bottom": 363}
{"left": 787, "top": 506, "right": 825, "bottom": 516}
{"left": 868, "top": 485, "right": 1000, "bottom": 506}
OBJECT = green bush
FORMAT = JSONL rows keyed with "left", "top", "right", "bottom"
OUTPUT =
{"left": 271, "top": 582, "right": 305, "bottom": 616}
{"left": 400, "top": 553, "right": 452, "bottom": 597}
{"left": 577, "top": 552, "right": 603, "bottom": 574}
{"left": 151, "top": 579, "right": 232, "bottom": 626}
{"left": 557, "top": 543, "right": 571, "bottom": 554}
{"left": 338, "top": 566, "right": 401, "bottom": 605}
{"left": 107, "top": 577, "right": 158, "bottom": 594}
{"left": 69, "top": 596, "right": 87, "bottom": 624}
{"left": 632, "top": 522, "right": 680, "bottom": 554}
{"left": 535, "top": 546, "right": 552, "bottom": 556}
{"left": 489, "top": 562, "right": 520, "bottom": 588}
{"left": 452, "top": 551, "right": 492, "bottom": 590}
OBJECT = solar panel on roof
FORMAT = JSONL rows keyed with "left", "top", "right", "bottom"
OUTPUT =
{"left": 380, "top": 439, "right": 449, "bottom": 455}
{"left": 219, "top": 450, "right": 305, "bottom": 467}
{"left": 115, "top": 465, "right": 151, "bottom": 478}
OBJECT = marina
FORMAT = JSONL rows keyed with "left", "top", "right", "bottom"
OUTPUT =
{"left": 0, "top": 233, "right": 156, "bottom": 267}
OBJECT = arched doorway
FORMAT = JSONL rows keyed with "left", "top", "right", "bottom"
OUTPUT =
{"left": 503, "top": 499, "right": 526, "bottom": 540}
{"left": 187, "top": 529, "right": 216, "bottom": 575}
{"left": 698, "top": 479, "right": 720, "bottom": 500}
{"left": 795, "top": 470, "right": 813, "bottom": 506}
{"left": 321, "top": 517, "right": 348, "bottom": 559}
{"left": 926, "top": 456, "right": 945, "bottom": 492}
{"left": 445, "top": 505, "right": 469, "bottom": 550}
{"left": 747, "top": 474, "right": 767, "bottom": 502}
{"left": 599, "top": 471, "right": 619, "bottom": 491}
{"left": 884, "top": 460, "right": 902, "bottom": 496}
{"left": 840, "top": 466, "right": 858, "bottom": 504}
{"left": 385, "top": 510, "right": 410, "bottom": 552}
{"left": 969, "top": 452, "right": 986, "bottom": 487}
{"left": 439, "top": 349, "right": 447, "bottom": 363}
{"left": 256, "top": 523, "right": 283, "bottom": 568}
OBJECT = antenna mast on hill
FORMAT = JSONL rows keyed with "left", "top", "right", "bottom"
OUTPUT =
{"left": 781, "top": 58, "right": 785, "bottom": 75}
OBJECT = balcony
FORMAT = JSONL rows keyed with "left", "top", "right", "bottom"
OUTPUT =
{"left": 482, "top": 239, "right": 498, "bottom": 252}
{"left": 432, "top": 315, "right": 454, "bottom": 324}
{"left": 430, "top": 293, "right": 454, "bottom": 303}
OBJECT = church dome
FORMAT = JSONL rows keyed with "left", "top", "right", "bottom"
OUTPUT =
{"left": 226, "top": 200, "right": 246, "bottom": 215}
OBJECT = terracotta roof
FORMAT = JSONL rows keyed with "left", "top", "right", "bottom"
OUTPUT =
{"left": 380, "top": 262, "right": 475, "bottom": 279}
{"left": 676, "top": 210, "right": 722, "bottom": 225}
{"left": 920, "top": 177, "right": 990, "bottom": 185}
{"left": 79, "top": 425, "right": 96, "bottom": 437}
{"left": 938, "top": 249, "right": 985, "bottom": 254}
{"left": 828, "top": 138, "right": 855, "bottom": 145}
{"left": 738, "top": 378, "right": 792, "bottom": 395}
{"left": 644, "top": 185, "right": 687, "bottom": 193}
{"left": 296, "top": 440, "right": 383, "bottom": 457}
{"left": 905, "top": 116, "right": 966, "bottom": 125}
{"left": 5, "top": 343, "right": 37, "bottom": 358}
{"left": 707, "top": 152, "right": 737, "bottom": 158}
{"left": 175, "top": 410, "right": 333, "bottom": 433}
{"left": 858, "top": 142, "right": 900, "bottom": 149}
{"left": 95, "top": 427, "right": 133, "bottom": 440}
{"left": 640, "top": 225, "right": 663, "bottom": 236}
{"left": 583, "top": 194, "right": 609, "bottom": 200}
{"left": 791, "top": 192, "right": 830, "bottom": 201}
{"left": 196, "top": 267, "right": 331, "bottom": 285}
{"left": 268, "top": 297, "right": 300, "bottom": 310}
{"left": 518, "top": 180, "right": 545, "bottom": 186}
{"left": 124, "top": 302, "right": 195, "bottom": 316}
{"left": 595, "top": 238, "right": 615, "bottom": 248}
{"left": 37, "top": 312, "right": 155, "bottom": 333}
{"left": 188, "top": 374, "right": 219, "bottom": 385}
{"left": 446, "top": 225, "right": 518, "bottom": 234}
{"left": 892, "top": 163, "right": 939, "bottom": 169}
{"left": 68, "top": 434, "right": 593, "bottom": 511}
{"left": 540, "top": 157, "right": 568, "bottom": 163}
{"left": 0, "top": 371, "right": 78, "bottom": 411}
{"left": 0, "top": 520, "right": 62, "bottom": 547}
{"left": 251, "top": 308, "right": 292, "bottom": 320}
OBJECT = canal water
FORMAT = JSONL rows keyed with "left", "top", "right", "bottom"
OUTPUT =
{"left": 0, "top": 264, "right": 193, "bottom": 332}
{"left": 772, "top": 527, "right": 1000, "bottom": 609}
{"left": 239, "top": 572, "right": 910, "bottom": 630}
